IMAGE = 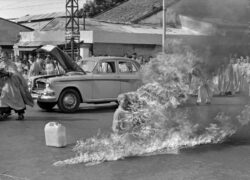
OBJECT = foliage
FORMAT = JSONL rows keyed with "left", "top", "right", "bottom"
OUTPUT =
{"left": 78, "top": 0, "right": 127, "bottom": 17}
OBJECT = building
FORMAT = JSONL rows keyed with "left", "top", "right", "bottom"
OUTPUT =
{"left": 94, "top": 0, "right": 250, "bottom": 56}
{"left": 15, "top": 0, "right": 250, "bottom": 59}
{"left": 0, "top": 17, "right": 32, "bottom": 55}
{"left": 15, "top": 12, "right": 66, "bottom": 30}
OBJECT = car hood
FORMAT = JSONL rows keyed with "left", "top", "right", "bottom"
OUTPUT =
{"left": 38, "top": 45, "right": 85, "bottom": 73}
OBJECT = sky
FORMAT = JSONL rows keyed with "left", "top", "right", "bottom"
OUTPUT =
{"left": 0, "top": 0, "right": 88, "bottom": 19}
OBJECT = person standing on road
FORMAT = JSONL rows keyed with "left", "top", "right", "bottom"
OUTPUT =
{"left": 45, "top": 55, "right": 56, "bottom": 75}
{"left": 28, "top": 54, "right": 45, "bottom": 77}
{"left": 218, "top": 63, "right": 225, "bottom": 95}
{"left": 28, "top": 54, "right": 34, "bottom": 68}
{"left": 0, "top": 51, "right": 34, "bottom": 120}
{"left": 191, "top": 64, "right": 213, "bottom": 104}
{"left": 15, "top": 55, "right": 23, "bottom": 73}
{"left": 223, "top": 58, "right": 235, "bottom": 95}
{"left": 233, "top": 58, "right": 241, "bottom": 93}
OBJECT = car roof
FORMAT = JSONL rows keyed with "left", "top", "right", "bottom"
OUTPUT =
{"left": 81, "top": 56, "right": 132, "bottom": 62}
{"left": 80, "top": 56, "right": 141, "bottom": 69}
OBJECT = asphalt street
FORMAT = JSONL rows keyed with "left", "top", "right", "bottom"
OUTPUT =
{"left": 0, "top": 96, "right": 250, "bottom": 180}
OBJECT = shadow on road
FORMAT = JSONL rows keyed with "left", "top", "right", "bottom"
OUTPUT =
{"left": 37, "top": 103, "right": 118, "bottom": 114}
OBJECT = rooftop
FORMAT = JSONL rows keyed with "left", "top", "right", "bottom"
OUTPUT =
{"left": 94, "top": 0, "right": 178, "bottom": 24}
{"left": 39, "top": 17, "right": 207, "bottom": 35}
{"left": 94, "top": 0, "right": 249, "bottom": 28}
{"left": 0, "top": 17, "right": 32, "bottom": 45}
{"left": 15, "top": 12, "right": 65, "bottom": 23}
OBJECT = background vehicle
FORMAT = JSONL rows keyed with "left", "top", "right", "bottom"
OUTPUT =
{"left": 30, "top": 45, "right": 142, "bottom": 113}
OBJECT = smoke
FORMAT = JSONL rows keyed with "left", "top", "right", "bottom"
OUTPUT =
{"left": 53, "top": 44, "right": 250, "bottom": 166}
{"left": 173, "top": 0, "right": 249, "bottom": 24}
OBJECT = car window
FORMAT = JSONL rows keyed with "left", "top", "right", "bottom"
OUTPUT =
{"left": 97, "top": 61, "right": 116, "bottom": 73}
{"left": 118, "top": 61, "right": 137, "bottom": 73}
{"left": 80, "top": 60, "right": 96, "bottom": 73}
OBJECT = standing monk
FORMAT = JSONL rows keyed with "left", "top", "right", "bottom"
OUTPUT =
{"left": 191, "top": 65, "right": 213, "bottom": 104}
{"left": 233, "top": 58, "right": 241, "bottom": 93}
{"left": 224, "top": 59, "right": 235, "bottom": 95}
{"left": 218, "top": 64, "right": 225, "bottom": 95}
{"left": 0, "top": 52, "right": 34, "bottom": 120}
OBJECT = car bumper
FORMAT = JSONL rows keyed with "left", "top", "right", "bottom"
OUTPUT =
{"left": 31, "top": 90, "right": 57, "bottom": 102}
{"left": 37, "top": 95, "right": 57, "bottom": 102}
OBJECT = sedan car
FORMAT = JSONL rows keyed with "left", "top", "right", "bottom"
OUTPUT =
{"left": 30, "top": 45, "right": 142, "bottom": 113}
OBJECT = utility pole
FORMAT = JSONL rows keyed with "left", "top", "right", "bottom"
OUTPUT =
{"left": 162, "top": 0, "right": 166, "bottom": 53}
{"left": 65, "top": 0, "right": 80, "bottom": 61}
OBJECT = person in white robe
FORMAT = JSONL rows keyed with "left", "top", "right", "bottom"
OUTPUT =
{"left": 232, "top": 58, "right": 240, "bottom": 93}
{"left": 191, "top": 66, "right": 213, "bottom": 104}
{"left": 223, "top": 59, "right": 234, "bottom": 95}
{"left": 218, "top": 64, "right": 226, "bottom": 95}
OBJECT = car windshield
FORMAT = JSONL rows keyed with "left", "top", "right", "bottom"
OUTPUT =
{"left": 79, "top": 60, "right": 97, "bottom": 73}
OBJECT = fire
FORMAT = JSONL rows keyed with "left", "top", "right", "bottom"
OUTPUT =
{"left": 54, "top": 51, "right": 250, "bottom": 167}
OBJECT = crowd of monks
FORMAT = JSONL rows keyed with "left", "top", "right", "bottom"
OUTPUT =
{"left": 215, "top": 55, "right": 250, "bottom": 96}
{"left": 190, "top": 55, "right": 250, "bottom": 105}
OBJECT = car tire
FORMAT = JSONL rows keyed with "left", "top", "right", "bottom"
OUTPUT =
{"left": 37, "top": 101, "right": 56, "bottom": 111}
{"left": 58, "top": 88, "right": 80, "bottom": 113}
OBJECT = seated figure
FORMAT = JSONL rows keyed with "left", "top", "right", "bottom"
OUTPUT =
{"left": 112, "top": 94, "right": 131, "bottom": 134}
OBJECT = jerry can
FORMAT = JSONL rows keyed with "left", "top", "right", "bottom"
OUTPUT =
{"left": 44, "top": 122, "right": 67, "bottom": 147}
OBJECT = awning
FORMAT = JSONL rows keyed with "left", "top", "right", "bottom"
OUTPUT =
{"left": 16, "top": 41, "right": 65, "bottom": 47}
{"left": 16, "top": 47, "right": 37, "bottom": 51}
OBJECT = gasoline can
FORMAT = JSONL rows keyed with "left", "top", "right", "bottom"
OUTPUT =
{"left": 44, "top": 122, "right": 67, "bottom": 147}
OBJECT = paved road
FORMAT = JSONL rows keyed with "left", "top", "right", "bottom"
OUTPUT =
{"left": 0, "top": 96, "right": 250, "bottom": 180}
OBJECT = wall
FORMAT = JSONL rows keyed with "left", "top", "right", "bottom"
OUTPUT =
{"left": 0, "top": 18, "right": 32, "bottom": 46}
{"left": 93, "top": 43, "right": 161, "bottom": 57}
{"left": 18, "top": 30, "right": 65, "bottom": 46}
{"left": 81, "top": 30, "right": 162, "bottom": 45}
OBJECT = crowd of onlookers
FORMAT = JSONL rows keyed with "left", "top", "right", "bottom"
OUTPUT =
{"left": 6, "top": 53, "right": 65, "bottom": 80}
{"left": 124, "top": 52, "right": 153, "bottom": 65}
{"left": 8, "top": 52, "right": 152, "bottom": 80}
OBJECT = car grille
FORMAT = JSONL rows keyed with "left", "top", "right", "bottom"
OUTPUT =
{"left": 35, "top": 81, "right": 46, "bottom": 90}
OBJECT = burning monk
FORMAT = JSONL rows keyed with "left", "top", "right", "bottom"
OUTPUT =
{"left": 0, "top": 52, "right": 34, "bottom": 120}
{"left": 112, "top": 94, "right": 131, "bottom": 133}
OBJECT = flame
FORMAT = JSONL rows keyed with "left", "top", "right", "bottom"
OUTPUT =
{"left": 54, "top": 51, "right": 250, "bottom": 167}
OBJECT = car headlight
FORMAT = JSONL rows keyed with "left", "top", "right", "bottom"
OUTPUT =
{"left": 27, "top": 80, "right": 32, "bottom": 91}
{"left": 42, "top": 83, "right": 55, "bottom": 96}
{"left": 45, "top": 82, "right": 50, "bottom": 88}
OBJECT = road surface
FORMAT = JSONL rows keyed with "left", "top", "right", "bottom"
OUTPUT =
{"left": 0, "top": 96, "right": 250, "bottom": 180}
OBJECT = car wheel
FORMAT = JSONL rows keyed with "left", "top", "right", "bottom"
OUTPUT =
{"left": 37, "top": 101, "right": 56, "bottom": 111}
{"left": 58, "top": 89, "right": 80, "bottom": 113}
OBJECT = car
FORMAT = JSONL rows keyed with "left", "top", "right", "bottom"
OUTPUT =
{"left": 29, "top": 45, "right": 142, "bottom": 113}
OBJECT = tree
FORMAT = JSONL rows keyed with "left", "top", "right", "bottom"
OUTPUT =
{"left": 79, "top": 0, "right": 127, "bottom": 18}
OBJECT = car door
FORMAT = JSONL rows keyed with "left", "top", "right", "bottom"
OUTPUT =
{"left": 118, "top": 60, "right": 142, "bottom": 94}
{"left": 92, "top": 60, "right": 120, "bottom": 100}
